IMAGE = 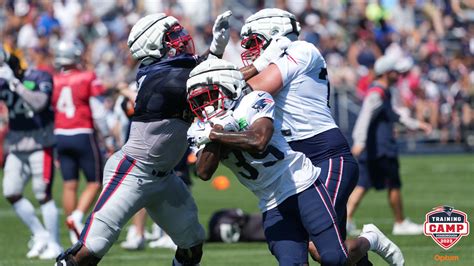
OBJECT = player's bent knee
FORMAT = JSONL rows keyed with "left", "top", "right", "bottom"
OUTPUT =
{"left": 319, "top": 250, "right": 347, "bottom": 266}
{"left": 174, "top": 243, "right": 203, "bottom": 266}
{"left": 5, "top": 194, "right": 22, "bottom": 204}
{"left": 170, "top": 222, "right": 206, "bottom": 249}
{"left": 35, "top": 191, "right": 51, "bottom": 204}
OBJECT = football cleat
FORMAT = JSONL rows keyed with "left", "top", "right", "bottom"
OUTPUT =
{"left": 145, "top": 223, "right": 163, "bottom": 241}
{"left": 149, "top": 233, "right": 177, "bottom": 250}
{"left": 38, "top": 241, "right": 63, "bottom": 260}
{"left": 392, "top": 218, "right": 423, "bottom": 235}
{"left": 363, "top": 224, "right": 405, "bottom": 266}
{"left": 26, "top": 234, "right": 48, "bottom": 258}
{"left": 120, "top": 226, "right": 145, "bottom": 251}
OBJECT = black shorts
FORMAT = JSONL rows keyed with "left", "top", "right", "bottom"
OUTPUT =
{"left": 361, "top": 156, "right": 401, "bottom": 190}
{"left": 56, "top": 133, "right": 103, "bottom": 183}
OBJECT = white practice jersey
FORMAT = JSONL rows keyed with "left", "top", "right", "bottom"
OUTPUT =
{"left": 271, "top": 40, "right": 338, "bottom": 141}
{"left": 189, "top": 91, "right": 320, "bottom": 212}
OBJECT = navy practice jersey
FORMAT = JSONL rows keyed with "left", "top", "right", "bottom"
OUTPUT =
{"left": 0, "top": 69, "right": 54, "bottom": 131}
{"left": 133, "top": 54, "right": 199, "bottom": 123}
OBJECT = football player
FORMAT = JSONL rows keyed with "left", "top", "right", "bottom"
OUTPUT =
{"left": 349, "top": 55, "right": 431, "bottom": 236}
{"left": 51, "top": 40, "right": 105, "bottom": 245}
{"left": 237, "top": 8, "right": 404, "bottom": 265}
{"left": 187, "top": 58, "right": 374, "bottom": 265}
{"left": 55, "top": 11, "right": 233, "bottom": 266}
{"left": 0, "top": 48, "right": 62, "bottom": 259}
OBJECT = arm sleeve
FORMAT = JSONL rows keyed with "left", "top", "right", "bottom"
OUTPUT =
{"left": 395, "top": 108, "right": 421, "bottom": 130}
{"left": 352, "top": 92, "right": 384, "bottom": 146}
{"left": 13, "top": 79, "right": 51, "bottom": 112}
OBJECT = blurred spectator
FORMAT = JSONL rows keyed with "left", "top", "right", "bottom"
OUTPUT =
{"left": 17, "top": 7, "right": 39, "bottom": 50}
{"left": 30, "top": 46, "right": 54, "bottom": 74}
{"left": 36, "top": 2, "right": 61, "bottom": 38}
{"left": 0, "top": 0, "right": 471, "bottom": 149}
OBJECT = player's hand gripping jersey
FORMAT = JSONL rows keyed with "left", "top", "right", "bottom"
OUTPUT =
{"left": 0, "top": 69, "right": 55, "bottom": 152}
{"left": 189, "top": 91, "right": 319, "bottom": 211}
{"left": 271, "top": 41, "right": 337, "bottom": 141}
{"left": 52, "top": 70, "right": 104, "bottom": 134}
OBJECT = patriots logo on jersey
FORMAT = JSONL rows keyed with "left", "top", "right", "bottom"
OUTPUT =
{"left": 252, "top": 98, "right": 273, "bottom": 111}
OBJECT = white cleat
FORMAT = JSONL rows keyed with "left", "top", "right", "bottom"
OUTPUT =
{"left": 145, "top": 223, "right": 163, "bottom": 241}
{"left": 392, "top": 218, "right": 423, "bottom": 235}
{"left": 39, "top": 242, "right": 63, "bottom": 260}
{"left": 121, "top": 235, "right": 145, "bottom": 250}
{"left": 363, "top": 224, "right": 405, "bottom": 266}
{"left": 149, "top": 234, "right": 177, "bottom": 250}
{"left": 26, "top": 235, "right": 48, "bottom": 258}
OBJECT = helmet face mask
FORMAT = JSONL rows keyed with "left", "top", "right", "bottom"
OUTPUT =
{"left": 240, "top": 34, "right": 268, "bottom": 66}
{"left": 188, "top": 84, "right": 229, "bottom": 121}
{"left": 187, "top": 59, "right": 245, "bottom": 121}
{"left": 240, "top": 8, "right": 300, "bottom": 66}
{"left": 128, "top": 14, "right": 194, "bottom": 62}
{"left": 163, "top": 25, "right": 195, "bottom": 57}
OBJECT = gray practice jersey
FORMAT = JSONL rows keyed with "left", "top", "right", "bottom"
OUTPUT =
{"left": 122, "top": 119, "right": 190, "bottom": 172}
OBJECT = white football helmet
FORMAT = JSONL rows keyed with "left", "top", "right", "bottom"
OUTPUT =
{"left": 187, "top": 59, "right": 245, "bottom": 121}
{"left": 127, "top": 13, "right": 194, "bottom": 62}
{"left": 54, "top": 39, "right": 84, "bottom": 68}
{"left": 240, "top": 8, "right": 300, "bottom": 65}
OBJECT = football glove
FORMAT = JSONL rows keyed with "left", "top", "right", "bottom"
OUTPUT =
{"left": 210, "top": 10, "right": 232, "bottom": 56}
{"left": 188, "top": 120, "right": 213, "bottom": 147}
{"left": 210, "top": 111, "right": 239, "bottom": 132}
{"left": 253, "top": 36, "right": 291, "bottom": 72}
{"left": 0, "top": 64, "right": 20, "bottom": 92}
{"left": 0, "top": 63, "right": 15, "bottom": 83}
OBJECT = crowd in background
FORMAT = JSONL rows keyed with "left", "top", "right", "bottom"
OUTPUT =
{"left": 0, "top": 0, "right": 473, "bottom": 157}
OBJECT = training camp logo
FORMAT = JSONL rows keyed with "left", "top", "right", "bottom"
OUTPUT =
{"left": 424, "top": 205, "right": 470, "bottom": 250}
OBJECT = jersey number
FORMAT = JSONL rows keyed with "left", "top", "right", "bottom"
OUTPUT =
{"left": 0, "top": 90, "right": 34, "bottom": 119}
{"left": 229, "top": 145, "right": 284, "bottom": 180}
{"left": 56, "top": 86, "right": 76, "bottom": 118}
{"left": 318, "top": 68, "right": 331, "bottom": 107}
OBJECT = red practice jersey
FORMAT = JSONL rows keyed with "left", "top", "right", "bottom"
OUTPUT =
{"left": 52, "top": 70, "right": 104, "bottom": 134}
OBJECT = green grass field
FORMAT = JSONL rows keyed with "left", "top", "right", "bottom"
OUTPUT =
{"left": 0, "top": 154, "right": 473, "bottom": 265}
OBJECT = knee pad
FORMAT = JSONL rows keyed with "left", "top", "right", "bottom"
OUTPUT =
{"left": 174, "top": 243, "right": 203, "bottom": 266}
{"left": 319, "top": 250, "right": 347, "bottom": 266}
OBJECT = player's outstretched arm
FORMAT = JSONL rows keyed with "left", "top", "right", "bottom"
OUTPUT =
{"left": 10, "top": 79, "right": 49, "bottom": 112}
{"left": 200, "top": 10, "right": 233, "bottom": 60}
{"left": 209, "top": 117, "right": 273, "bottom": 153}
